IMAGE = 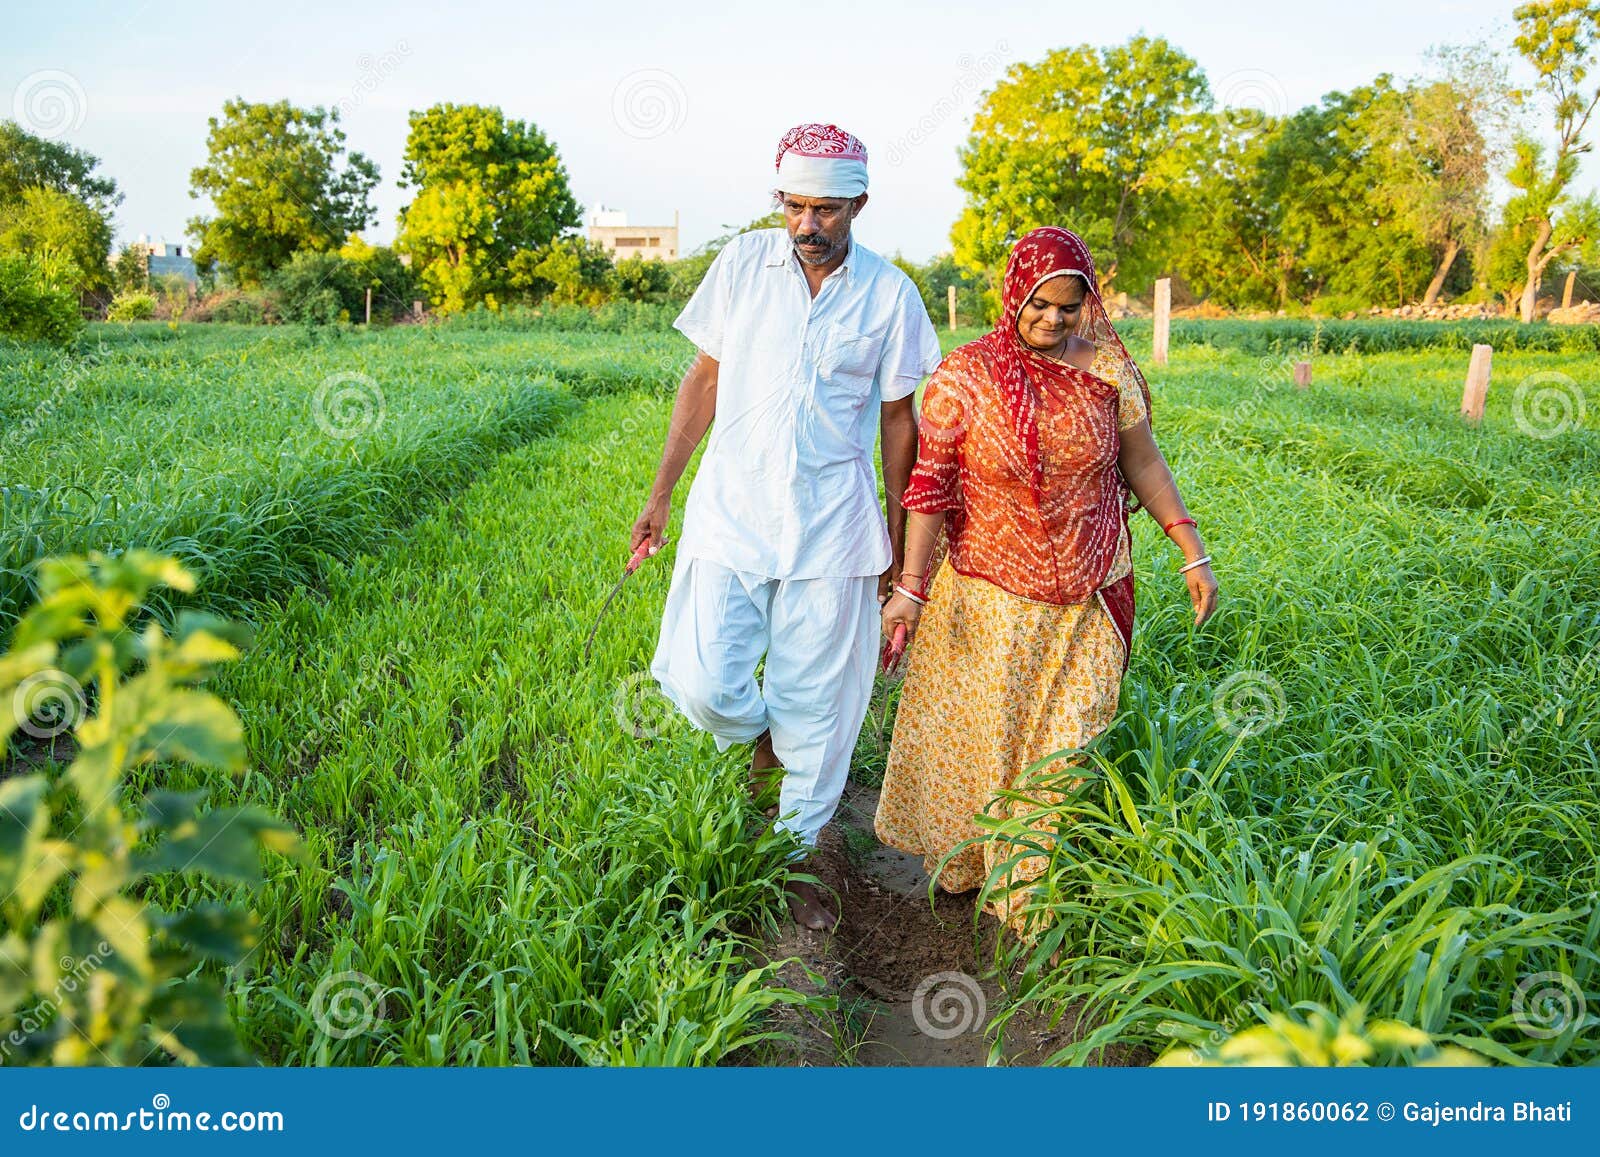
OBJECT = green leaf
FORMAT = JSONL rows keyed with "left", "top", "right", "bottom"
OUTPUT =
{"left": 128, "top": 685, "right": 246, "bottom": 773}
{"left": 152, "top": 903, "right": 260, "bottom": 963}
{"left": 0, "top": 776, "right": 51, "bottom": 918}
{"left": 0, "top": 932, "right": 32, "bottom": 1015}
{"left": 65, "top": 742, "right": 124, "bottom": 819}
{"left": 173, "top": 610, "right": 255, "bottom": 651}
{"left": 147, "top": 977, "right": 251, "bottom": 1066}
{"left": 91, "top": 895, "right": 152, "bottom": 982}
{"left": 134, "top": 806, "right": 298, "bottom": 883}
{"left": 141, "top": 789, "right": 210, "bottom": 832}
{"left": 0, "top": 644, "right": 59, "bottom": 748}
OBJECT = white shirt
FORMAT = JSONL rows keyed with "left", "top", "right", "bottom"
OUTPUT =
{"left": 673, "top": 228, "right": 943, "bottom": 579}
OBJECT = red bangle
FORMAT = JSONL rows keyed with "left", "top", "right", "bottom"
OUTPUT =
{"left": 1163, "top": 517, "right": 1196, "bottom": 535}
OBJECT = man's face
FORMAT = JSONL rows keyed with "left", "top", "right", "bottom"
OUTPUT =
{"left": 779, "top": 193, "right": 866, "bottom": 266}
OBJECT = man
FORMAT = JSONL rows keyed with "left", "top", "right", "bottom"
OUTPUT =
{"left": 631, "top": 123, "right": 941, "bottom": 931}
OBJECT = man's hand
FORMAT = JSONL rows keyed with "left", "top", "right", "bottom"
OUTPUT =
{"left": 878, "top": 567, "right": 895, "bottom": 606}
{"left": 631, "top": 491, "right": 671, "bottom": 553}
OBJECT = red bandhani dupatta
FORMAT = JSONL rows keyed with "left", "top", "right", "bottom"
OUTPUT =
{"left": 908, "top": 226, "right": 1151, "bottom": 671}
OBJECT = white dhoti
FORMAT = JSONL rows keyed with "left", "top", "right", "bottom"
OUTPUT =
{"left": 650, "top": 554, "right": 879, "bottom": 849}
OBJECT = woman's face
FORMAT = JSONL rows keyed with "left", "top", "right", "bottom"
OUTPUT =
{"left": 1016, "top": 273, "right": 1087, "bottom": 352}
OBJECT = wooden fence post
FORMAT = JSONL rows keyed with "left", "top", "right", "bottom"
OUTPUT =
{"left": 1293, "top": 361, "right": 1312, "bottom": 389}
{"left": 365, "top": 287, "right": 372, "bottom": 325}
{"left": 1153, "top": 278, "right": 1171, "bottom": 367}
{"left": 947, "top": 284, "right": 957, "bottom": 332}
{"left": 1563, "top": 270, "right": 1577, "bottom": 310}
{"left": 1460, "top": 344, "right": 1492, "bottom": 423}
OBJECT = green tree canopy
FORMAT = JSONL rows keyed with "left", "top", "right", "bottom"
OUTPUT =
{"left": 188, "top": 98, "right": 379, "bottom": 285}
{"left": 396, "top": 103, "right": 581, "bottom": 314}
{"left": 952, "top": 35, "right": 1213, "bottom": 293}
{"left": 1506, "top": 0, "right": 1600, "bottom": 319}
{"left": 0, "top": 186, "right": 114, "bottom": 293}
{"left": 0, "top": 121, "right": 120, "bottom": 215}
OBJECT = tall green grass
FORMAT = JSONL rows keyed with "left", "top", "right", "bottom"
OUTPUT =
{"left": 131, "top": 393, "right": 811, "bottom": 1064}
{"left": 968, "top": 340, "right": 1599, "bottom": 1065}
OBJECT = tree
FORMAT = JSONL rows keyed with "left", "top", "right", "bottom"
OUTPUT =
{"left": 111, "top": 243, "right": 148, "bottom": 294}
{"left": 1173, "top": 111, "right": 1285, "bottom": 310}
{"left": 513, "top": 237, "right": 612, "bottom": 306}
{"left": 1508, "top": 0, "right": 1600, "bottom": 321}
{"left": 188, "top": 99, "right": 379, "bottom": 285}
{"left": 952, "top": 36, "right": 1213, "bottom": 295}
{"left": 396, "top": 104, "right": 581, "bottom": 314}
{"left": 0, "top": 123, "right": 120, "bottom": 296}
{"left": 0, "top": 121, "right": 120, "bottom": 216}
{"left": 337, "top": 234, "right": 416, "bottom": 321}
{"left": 610, "top": 255, "right": 671, "bottom": 301}
{"left": 0, "top": 186, "right": 114, "bottom": 293}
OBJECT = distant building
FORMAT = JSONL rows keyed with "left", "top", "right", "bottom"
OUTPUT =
{"left": 125, "top": 234, "right": 198, "bottom": 284}
{"left": 588, "top": 205, "right": 679, "bottom": 262}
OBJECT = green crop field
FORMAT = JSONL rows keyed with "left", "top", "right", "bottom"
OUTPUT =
{"left": 2, "top": 318, "right": 1596, "bottom": 1065}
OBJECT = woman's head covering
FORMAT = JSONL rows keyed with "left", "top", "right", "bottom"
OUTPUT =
{"left": 998, "top": 226, "right": 1151, "bottom": 423}
{"left": 980, "top": 227, "right": 1152, "bottom": 480}
{"left": 773, "top": 123, "right": 869, "bottom": 199}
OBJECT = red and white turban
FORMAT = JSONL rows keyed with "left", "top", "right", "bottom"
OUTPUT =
{"left": 774, "top": 123, "right": 868, "bottom": 199}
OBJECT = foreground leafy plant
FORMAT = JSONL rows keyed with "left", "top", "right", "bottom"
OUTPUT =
{"left": 0, "top": 550, "right": 299, "bottom": 1065}
{"left": 1151, "top": 1004, "right": 1488, "bottom": 1067}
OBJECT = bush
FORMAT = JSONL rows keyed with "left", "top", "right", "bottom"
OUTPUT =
{"left": 611, "top": 256, "right": 672, "bottom": 302}
{"left": 192, "top": 289, "right": 280, "bottom": 325}
{"left": 337, "top": 236, "right": 417, "bottom": 321}
{"left": 0, "top": 550, "right": 299, "bottom": 1065}
{"left": 267, "top": 250, "right": 364, "bottom": 325}
{"left": 106, "top": 290, "right": 157, "bottom": 321}
{"left": 0, "top": 255, "right": 83, "bottom": 345}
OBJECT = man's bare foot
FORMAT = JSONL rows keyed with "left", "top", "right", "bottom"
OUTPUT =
{"left": 784, "top": 873, "right": 838, "bottom": 932}
{"left": 749, "top": 730, "right": 782, "bottom": 815}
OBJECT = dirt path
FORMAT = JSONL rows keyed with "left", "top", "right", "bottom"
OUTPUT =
{"left": 748, "top": 781, "right": 1142, "bottom": 1067}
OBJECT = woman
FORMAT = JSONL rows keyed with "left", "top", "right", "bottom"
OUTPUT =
{"left": 874, "top": 226, "right": 1218, "bottom": 936}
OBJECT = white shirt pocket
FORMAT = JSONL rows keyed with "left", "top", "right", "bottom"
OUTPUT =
{"left": 808, "top": 320, "right": 883, "bottom": 397}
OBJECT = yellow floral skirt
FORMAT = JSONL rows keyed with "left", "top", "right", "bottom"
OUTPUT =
{"left": 873, "top": 562, "right": 1127, "bottom": 937}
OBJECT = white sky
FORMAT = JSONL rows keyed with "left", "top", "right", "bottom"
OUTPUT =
{"left": 2, "top": 0, "right": 1568, "bottom": 261}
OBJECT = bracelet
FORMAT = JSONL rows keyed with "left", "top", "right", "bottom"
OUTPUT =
{"left": 1163, "top": 517, "right": 1197, "bottom": 535}
{"left": 893, "top": 583, "right": 929, "bottom": 606}
{"left": 1178, "top": 554, "right": 1212, "bottom": 574}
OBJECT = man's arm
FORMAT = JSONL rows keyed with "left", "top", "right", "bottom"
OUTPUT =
{"left": 879, "top": 393, "right": 918, "bottom": 599}
{"left": 630, "top": 351, "right": 719, "bottom": 551}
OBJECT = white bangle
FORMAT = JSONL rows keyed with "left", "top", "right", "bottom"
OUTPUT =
{"left": 893, "top": 584, "right": 929, "bottom": 606}
{"left": 1178, "top": 554, "right": 1212, "bottom": 574}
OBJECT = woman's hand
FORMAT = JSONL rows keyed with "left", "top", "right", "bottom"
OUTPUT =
{"left": 1185, "top": 561, "right": 1218, "bottom": 627}
{"left": 881, "top": 591, "right": 923, "bottom": 644}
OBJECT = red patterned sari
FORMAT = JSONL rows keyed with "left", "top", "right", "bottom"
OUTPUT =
{"left": 875, "top": 227, "right": 1154, "bottom": 933}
